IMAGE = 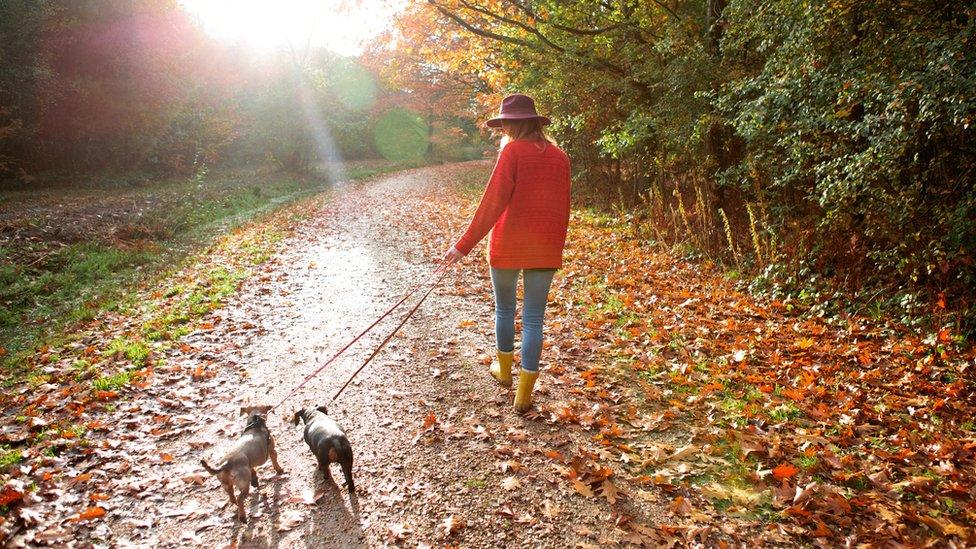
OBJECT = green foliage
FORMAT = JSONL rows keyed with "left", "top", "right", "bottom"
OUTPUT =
{"left": 404, "top": 0, "right": 976, "bottom": 335}
{"left": 372, "top": 108, "right": 430, "bottom": 163}
{"left": 0, "top": 445, "right": 22, "bottom": 469}
{"left": 91, "top": 370, "right": 133, "bottom": 392}
{"left": 714, "top": 1, "right": 976, "bottom": 321}
{"left": 104, "top": 338, "right": 150, "bottom": 367}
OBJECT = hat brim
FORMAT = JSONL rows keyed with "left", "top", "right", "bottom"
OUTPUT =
{"left": 485, "top": 114, "right": 551, "bottom": 128}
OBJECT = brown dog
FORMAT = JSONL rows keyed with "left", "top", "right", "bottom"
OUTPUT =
{"left": 201, "top": 410, "right": 284, "bottom": 522}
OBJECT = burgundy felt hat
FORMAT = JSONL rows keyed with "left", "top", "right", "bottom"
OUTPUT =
{"left": 485, "top": 94, "right": 551, "bottom": 128}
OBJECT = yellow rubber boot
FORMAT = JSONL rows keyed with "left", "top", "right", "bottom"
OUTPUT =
{"left": 513, "top": 369, "right": 539, "bottom": 413}
{"left": 491, "top": 350, "right": 513, "bottom": 387}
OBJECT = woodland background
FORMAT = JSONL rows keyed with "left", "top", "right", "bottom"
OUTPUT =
{"left": 2, "top": 0, "right": 973, "bottom": 338}
{"left": 377, "top": 0, "right": 976, "bottom": 338}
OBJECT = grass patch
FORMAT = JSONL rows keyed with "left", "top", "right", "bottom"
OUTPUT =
{"left": 767, "top": 402, "right": 802, "bottom": 423}
{"left": 0, "top": 446, "right": 23, "bottom": 469}
{"left": 104, "top": 337, "right": 150, "bottom": 367}
{"left": 795, "top": 454, "right": 818, "bottom": 470}
{"left": 91, "top": 370, "right": 133, "bottom": 392}
{"left": 1, "top": 161, "right": 419, "bottom": 383}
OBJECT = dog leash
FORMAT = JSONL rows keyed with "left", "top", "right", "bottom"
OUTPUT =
{"left": 269, "top": 261, "right": 448, "bottom": 411}
{"left": 329, "top": 265, "right": 449, "bottom": 405}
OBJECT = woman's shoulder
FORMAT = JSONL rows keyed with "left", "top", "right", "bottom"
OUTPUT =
{"left": 505, "top": 139, "right": 568, "bottom": 158}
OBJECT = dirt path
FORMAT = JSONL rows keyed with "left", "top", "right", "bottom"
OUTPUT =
{"left": 44, "top": 162, "right": 642, "bottom": 548}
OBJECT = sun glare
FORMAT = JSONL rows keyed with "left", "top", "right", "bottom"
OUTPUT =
{"left": 179, "top": 0, "right": 402, "bottom": 55}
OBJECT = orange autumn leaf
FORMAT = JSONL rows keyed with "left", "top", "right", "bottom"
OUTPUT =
{"left": 699, "top": 381, "right": 723, "bottom": 396}
{"left": 796, "top": 338, "right": 815, "bottom": 349}
{"left": 0, "top": 487, "right": 24, "bottom": 506}
{"left": 94, "top": 390, "right": 118, "bottom": 401}
{"left": 782, "top": 387, "right": 805, "bottom": 401}
{"left": 71, "top": 506, "right": 106, "bottom": 522}
{"left": 772, "top": 462, "right": 799, "bottom": 480}
{"left": 811, "top": 519, "right": 832, "bottom": 537}
{"left": 671, "top": 495, "right": 692, "bottom": 516}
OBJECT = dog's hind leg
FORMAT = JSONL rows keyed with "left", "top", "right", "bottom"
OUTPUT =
{"left": 318, "top": 458, "right": 334, "bottom": 484}
{"left": 340, "top": 446, "right": 355, "bottom": 494}
{"left": 223, "top": 482, "right": 237, "bottom": 508}
{"left": 250, "top": 469, "right": 258, "bottom": 488}
{"left": 268, "top": 437, "right": 284, "bottom": 474}
{"left": 341, "top": 460, "right": 355, "bottom": 494}
{"left": 236, "top": 485, "right": 249, "bottom": 522}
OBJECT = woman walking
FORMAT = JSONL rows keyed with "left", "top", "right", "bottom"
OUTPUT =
{"left": 444, "top": 94, "right": 571, "bottom": 413}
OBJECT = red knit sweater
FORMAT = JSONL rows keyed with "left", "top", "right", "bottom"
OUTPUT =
{"left": 454, "top": 140, "right": 571, "bottom": 269}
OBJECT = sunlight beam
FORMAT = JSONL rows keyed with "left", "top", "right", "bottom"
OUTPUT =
{"left": 179, "top": 0, "right": 403, "bottom": 55}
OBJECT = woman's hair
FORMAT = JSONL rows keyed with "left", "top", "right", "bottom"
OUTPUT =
{"left": 500, "top": 118, "right": 556, "bottom": 149}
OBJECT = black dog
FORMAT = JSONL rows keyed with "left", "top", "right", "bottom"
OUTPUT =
{"left": 293, "top": 405, "right": 355, "bottom": 493}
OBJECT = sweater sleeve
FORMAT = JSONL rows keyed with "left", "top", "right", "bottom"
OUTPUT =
{"left": 454, "top": 145, "right": 517, "bottom": 255}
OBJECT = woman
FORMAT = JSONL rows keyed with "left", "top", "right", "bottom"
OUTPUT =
{"left": 444, "top": 94, "right": 571, "bottom": 413}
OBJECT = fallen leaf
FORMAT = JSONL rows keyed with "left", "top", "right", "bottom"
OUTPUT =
{"left": 571, "top": 478, "right": 594, "bottom": 497}
{"left": 501, "top": 476, "right": 520, "bottom": 491}
{"left": 599, "top": 479, "right": 619, "bottom": 504}
{"left": 671, "top": 496, "right": 692, "bottom": 516}
{"left": 666, "top": 445, "right": 699, "bottom": 462}
{"left": 276, "top": 509, "right": 304, "bottom": 532}
{"left": 772, "top": 462, "right": 799, "bottom": 481}
{"left": 70, "top": 506, "right": 106, "bottom": 522}
{"left": 182, "top": 472, "right": 208, "bottom": 485}
{"left": 441, "top": 515, "right": 466, "bottom": 537}
{"left": 701, "top": 483, "right": 762, "bottom": 507}
{"left": 387, "top": 522, "right": 411, "bottom": 541}
{"left": 0, "top": 486, "right": 25, "bottom": 506}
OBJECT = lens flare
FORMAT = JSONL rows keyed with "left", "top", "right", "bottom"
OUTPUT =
{"left": 372, "top": 108, "right": 429, "bottom": 163}
{"left": 296, "top": 74, "right": 345, "bottom": 183}
{"left": 331, "top": 60, "right": 378, "bottom": 112}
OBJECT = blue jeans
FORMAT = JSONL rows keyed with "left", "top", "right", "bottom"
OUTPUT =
{"left": 490, "top": 268, "right": 556, "bottom": 372}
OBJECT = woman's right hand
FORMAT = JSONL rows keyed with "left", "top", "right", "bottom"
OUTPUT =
{"left": 443, "top": 246, "right": 465, "bottom": 266}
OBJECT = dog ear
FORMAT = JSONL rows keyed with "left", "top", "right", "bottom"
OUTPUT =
{"left": 240, "top": 407, "right": 248, "bottom": 416}
{"left": 292, "top": 411, "right": 302, "bottom": 426}
{"left": 316, "top": 405, "right": 328, "bottom": 415}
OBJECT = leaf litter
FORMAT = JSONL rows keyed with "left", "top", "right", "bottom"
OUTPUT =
{"left": 0, "top": 162, "right": 972, "bottom": 546}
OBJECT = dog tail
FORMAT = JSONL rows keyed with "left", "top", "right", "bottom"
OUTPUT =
{"left": 200, "top": 459, "right": 224, "bottom": 475}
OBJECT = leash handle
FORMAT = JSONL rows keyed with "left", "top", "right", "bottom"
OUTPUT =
{"left": 330, "top": 265, "right": 448, "bottom": 404}
{"left": 270, "top": 261, "right": 447, "bottom": 410}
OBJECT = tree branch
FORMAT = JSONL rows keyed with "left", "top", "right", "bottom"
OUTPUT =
{"left": 427, "top": 0, "right": 537, "bottom": 50}
{"left": 456, "top": 0, "right": 566, "bottom": 53}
